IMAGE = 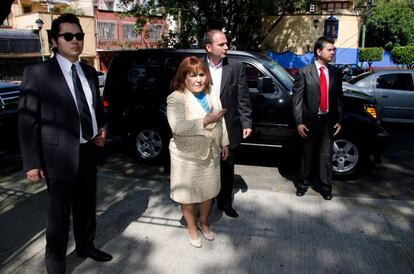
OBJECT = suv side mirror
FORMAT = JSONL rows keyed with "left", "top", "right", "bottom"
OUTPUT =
{"left": 257, "top": 77, "right": 275, "bottom": 93}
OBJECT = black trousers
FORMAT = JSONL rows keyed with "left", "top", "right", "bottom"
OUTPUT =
{"left": 45, "top": 142, "right": 97, "bottom": 274}
{"left": 297, "top": 115, "right": 334, "bottom": 193}
{"left": 217, "top": 147, "right": 236, "bottom": 209}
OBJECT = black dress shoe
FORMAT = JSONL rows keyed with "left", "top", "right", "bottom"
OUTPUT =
{"left": 77, "top": 248, "right": 113, "bottom": 262}
{"left": 321, "top": 192, "right": 333, "bottom": 200}
{"left": 296, "top": 189, "right": 306, "bottom": 197}
{"left": 218, "top": 206, "right": 239, "bottom": 218}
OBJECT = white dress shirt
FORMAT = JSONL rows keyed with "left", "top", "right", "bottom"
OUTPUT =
{"left": 56, "top": 53, "right": 98, "bottom": 143}
{"left": 207, "top": 57, "right": 223, "bottom": 100}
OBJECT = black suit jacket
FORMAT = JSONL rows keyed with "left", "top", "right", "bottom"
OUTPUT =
{"left": 18, "top": 57, "right": 105, "bottom": 180}
{"left": 206, "top": 57, "right": 252, "bottom": 149}
{"left": 292, "top": 62, "right": 344, "bottom": 129}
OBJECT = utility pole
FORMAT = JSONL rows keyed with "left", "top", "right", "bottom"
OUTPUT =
{"left": 355, "top": 0, "right": 375, "bottom": 67}
{"left": 47, "top": 0, "right": 54, "bottom": 54}
{"left": 355, "top": 0, "right": 375, "bottom": 48}
{"left": 47, "top": 0, "right": 54, "bottom": 29}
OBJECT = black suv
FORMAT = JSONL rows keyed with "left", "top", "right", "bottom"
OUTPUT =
{"left": 103, "top": 49, "right": 390, "bottom": 177}
{"left": 0, "top": 81, "right": 20, "bottom": 129}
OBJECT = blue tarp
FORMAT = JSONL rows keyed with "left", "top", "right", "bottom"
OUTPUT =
{"left": 267, "top": 48, "right": 398, "bottom": 69}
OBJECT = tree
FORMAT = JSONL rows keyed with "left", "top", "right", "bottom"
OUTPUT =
{"left": 365, "top": 0, "right": 414, "bottom": 48}
{"left": 359, "top": 47, "right": 382, "bottom": 70}
{"left": 119, "top": 0, "right": 312, "bottom": 50}
{"left": 391, "top": 45, "right": 414, "bottom": 69}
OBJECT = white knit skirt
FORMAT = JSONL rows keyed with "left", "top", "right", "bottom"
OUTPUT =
{"left": 170, "top": 151, "right": 220, "bottom": 204}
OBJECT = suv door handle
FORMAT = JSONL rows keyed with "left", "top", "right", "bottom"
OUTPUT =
{"left": 381, "top": 95, "right": 388, "bottom": 98}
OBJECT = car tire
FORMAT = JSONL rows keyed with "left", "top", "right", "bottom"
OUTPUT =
{"left": 332, "top": 137, "right": 367, "bottom": 179}
{"left": 132, "top": 126, "right": 169, "bottom": 163}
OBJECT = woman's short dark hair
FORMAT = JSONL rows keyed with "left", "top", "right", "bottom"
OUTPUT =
{"left": 314, "top": 36, "right": 335, "bottom": 58}
{"left": 51, "top": 13, "right": 83, "bottom": 41}
{"left": 170, "top": 56, "right": 212, "bottom": 93}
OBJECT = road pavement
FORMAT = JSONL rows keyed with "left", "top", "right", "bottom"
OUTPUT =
{"left": 1, "top": 151, "right": 413, "bottom": 273}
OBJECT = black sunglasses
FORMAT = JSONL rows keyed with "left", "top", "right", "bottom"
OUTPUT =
{"left": 57, "top": 32, "right": 85, "bottom": 41}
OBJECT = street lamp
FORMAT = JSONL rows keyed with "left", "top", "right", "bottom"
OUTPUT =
{"left": 313, "top": 19, "right": 320, "bottom": 30}
{"left": 313, "top": 18, "right": 320, "bottom": 41}
{"left": 35, "top": 18, "right": 45, "bottom": 61}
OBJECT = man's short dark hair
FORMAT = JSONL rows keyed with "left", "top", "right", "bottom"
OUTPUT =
{"left": 51, "top": 13, "right": 83, "bottom": 41}
{"left": 314, "top": 36, "right": 335, "bottom": 58}
{"left": 202, "top": 29, "right": 223, "bottom": 51}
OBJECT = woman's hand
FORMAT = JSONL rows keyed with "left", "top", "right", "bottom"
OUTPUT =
{"left": 203, "top": 107, "right": 227, "bottom": 127}
{"left": 221, "top": 145, "right": 229, "bottom": 160}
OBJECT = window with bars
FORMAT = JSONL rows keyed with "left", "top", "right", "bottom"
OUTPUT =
{"left": 147, "top": 24, "right": 163, "bottom": 42}
{"left": 324, "top": 16, "right": 339, "bottom": 39}
{"left": 122, "top": 24, "right": 141, "bottom": 41}
{"left": 97, "top": 21, "right": 116, "bottom": 40}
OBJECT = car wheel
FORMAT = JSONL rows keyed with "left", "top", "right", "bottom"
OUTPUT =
{"left": 133, "top": 127, "right": 167, "bottom": 162}
{"left": 332, "top": 138, "right": 365, "bottom": 178}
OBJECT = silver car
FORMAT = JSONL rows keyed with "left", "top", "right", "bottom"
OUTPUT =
{"left": 343, "top": 69, "right": 414, "bottom": 123}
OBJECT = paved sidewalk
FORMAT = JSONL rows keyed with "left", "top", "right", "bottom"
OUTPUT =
{"left": 1, "top": 166, "right": 414, "bottom": 274}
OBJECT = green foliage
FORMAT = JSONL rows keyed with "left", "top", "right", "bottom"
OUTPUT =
{"left": 359, "top": 47, "right": 382, "bottom": 69}
{"left": 61, "top": 6, "right": 85, "bottom": 16}
{"left": 118, "top": 0, "right": 313, "bottom": 50}
{"left": 365, "top": 1, "right": 414, "bottom": 48}
{"left": 391, "top": 45, "right": 414, "bottom": 69}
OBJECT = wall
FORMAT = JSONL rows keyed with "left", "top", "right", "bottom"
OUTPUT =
{"left": 13, "top": 13, "right": 96, "bottom": 59}
{"left": 261, "top": 13, "right": 360, "bottom": 54}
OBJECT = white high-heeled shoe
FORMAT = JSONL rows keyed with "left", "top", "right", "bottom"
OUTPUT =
{"left": 188, "top": 233, "right": 202, "bottom": 248}
{"left": 198, "top": 224, "right": 214, "bottom": 241}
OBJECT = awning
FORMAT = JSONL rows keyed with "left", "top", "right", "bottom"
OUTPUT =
{"left": 0, "top": 29, "right": 41, "bottom": 53}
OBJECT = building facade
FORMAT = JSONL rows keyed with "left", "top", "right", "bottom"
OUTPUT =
{"left": 0, "top": 0, "right": 167, "bottom": 80}
{"left": 261, "top": 0, "right": 360, "bottom": 55}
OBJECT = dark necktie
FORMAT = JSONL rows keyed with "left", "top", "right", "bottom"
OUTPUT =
{"left": 319, "top": 66, "right": 328, "bottom": 112}
{"left": 71, "top": 64, "right": 93, "bottom": 140}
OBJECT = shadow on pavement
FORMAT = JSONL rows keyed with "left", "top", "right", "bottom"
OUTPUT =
{"left": 0, "top": 188, "right": 48, "bottom": 265}
{"left": 66, "top": 188, "right": 151, "bottom": 273}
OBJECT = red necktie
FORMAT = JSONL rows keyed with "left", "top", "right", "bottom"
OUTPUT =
{"left": 319, "top": 66, "right": 328, "bottom": 112}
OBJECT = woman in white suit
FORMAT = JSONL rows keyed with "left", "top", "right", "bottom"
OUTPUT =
{"left": 167, "top": 56, "right": 229, "bottom": 248}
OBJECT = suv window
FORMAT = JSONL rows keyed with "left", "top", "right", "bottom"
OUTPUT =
{"left": 165, "top": 57, "right": 184, "bottom": 90}
{"left": 244, "top": 63, "right": 265, "bottom": 88}
{"left": 126, "top": 57, "right": 163, "bottom": 93}
{"left": 376, "top": 73, "right": 414, "bottom": 91}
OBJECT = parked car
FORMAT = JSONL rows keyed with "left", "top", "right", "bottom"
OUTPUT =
{"left": 0, "top": 81, "right": 20, "bottom": 129}
{"left": 333, "top": 64, "right": 364, "bottom": 81}
{"left": 103, "top": 49, "right": 390, "bottom": 178}
{"left": 343, "top": 69, "right": 414, "bottom": 124}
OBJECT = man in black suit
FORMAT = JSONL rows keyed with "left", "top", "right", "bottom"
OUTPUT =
{"left": 19, "top": 14, "right": 112, "bottom": 273}
{"left": 203, "top": 29, "right": 252, "bottom": 217}
{"left": 292, "top": 36, "right": 344, "bottom": 200}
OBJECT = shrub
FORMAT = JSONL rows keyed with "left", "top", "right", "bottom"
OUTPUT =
{"left": 391, "top": 45, "right": 414, "bottom": 69}
{"left": 359, "top": 47, "right": 383, "bottom": 70}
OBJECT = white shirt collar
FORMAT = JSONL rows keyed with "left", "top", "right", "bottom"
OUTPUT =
{"left": 56, "top": 53, "right": 80, "bottom": 74}
{"left": 207, "top": 56, "right": 223, "bottom": 69}
{"left": 314, "top": 61, "right": 327, "bottom": 71}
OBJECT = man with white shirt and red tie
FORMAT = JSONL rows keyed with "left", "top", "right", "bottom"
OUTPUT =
{"left": 292, "top": 36, "right": 344, "bottom": 200}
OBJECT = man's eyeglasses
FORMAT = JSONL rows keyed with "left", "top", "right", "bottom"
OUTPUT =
{"left": 57, "top": 32, "right": 85, "bottom": 41}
